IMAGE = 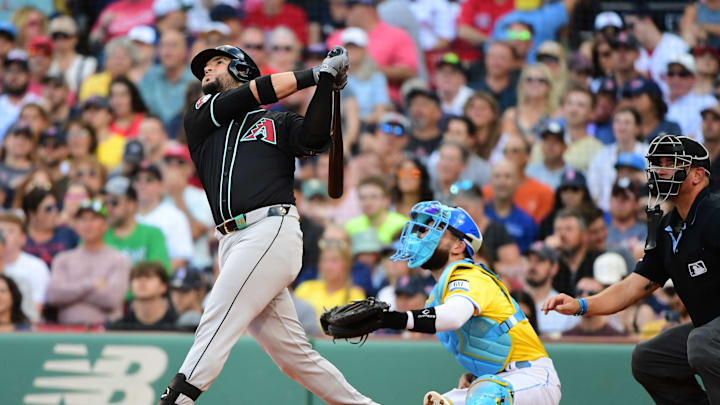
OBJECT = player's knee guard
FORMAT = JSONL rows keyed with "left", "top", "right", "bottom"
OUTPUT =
{"left": 465, "top": 374, "right": 514, "bottom": 405}
{"left": 157, "top": 373, "right": 202, "bottom": 405}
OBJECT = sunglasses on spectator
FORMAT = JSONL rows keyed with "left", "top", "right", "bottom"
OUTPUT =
{"left": 105, "top": 198, "right": 121, "bottom": 207}
{"left": 666, "top": 70, "right": 693, "bottom": 78}
{"left": 397, "top": 168, "right": 420, "bottom": 179}
{"left": 243, "top": 43, "right": 264, "bottom": 51}
{"left": 163, "top": 157, "right": 187, "bottom": 166}
{"left": 134, "top": 175, "right": 159, "bottom": 184}
{"left": 381, "top": 123, "right": 405, "bottom": 136}
{"left": 318, "top": 238, "right": 348, "bottom": 250}
{"left": 537, "top": 54, "right": 560, "bottom": 64}
{"left": 561, "top": 186, "right": 582, "bottom": 192}
{"left": 506, "top": 29, "right": 531, "bottom": 41}
{"left": 449, "top": 179, "right": 474, "bottom": 195}
{"left": 75, "top": 169, "right": 97, "bottom": 178}
{"left": 40, "top": 204, "right": 58, "bottom": 213}
{"left": 576, "top": 289, "right": 600, "bottom": 297}
{"left": 524, "top": 76, "right": 549, "bottom": 85}
{"left": 271, "top": 45, "right": 294, "bottom": 53}
{"left": 51, "top": 32, "right": 72, "bottom": 40}
{"left": 503, "top": 147, "right": 526, "bottom": 155}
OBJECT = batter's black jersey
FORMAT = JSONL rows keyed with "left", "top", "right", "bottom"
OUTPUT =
{"left": 634, "top": 187, "right": 720, "bottom": 326}
{"left": 184, "top": 84, "right": 329, "bottom": 225}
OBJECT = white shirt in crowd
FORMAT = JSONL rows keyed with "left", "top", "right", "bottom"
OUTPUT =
{"left": 587, "top": 142, "right": 648, "bottom": 211}
{"left": 441, "top": 85, "right": 474, "bottom": 116}
{"left": 0, "top": 92, "right": 43, "bottom": 139}
{"left": 5, "top": 252, "right": 50, "bottom": 305}
{"left": 525, "top": 162, "right": 574, "bottom": 191}
{"left": 535, "top": 288, "right": 580, "bottom": 335}
{"left": 408, "top": 0, "right": 458, "bottom": 50}
{"left": 48, "top": 54, "right": 97, "bottom": 94}
{"left": 136, "top": 200, "right": 194, "bottom": 261}
{"left": 634, "top": 33, "right": 688, "bottom": 96}
{"left": 163, "top": 186, "right": 215, "bottom": 268}
{"left": 666, "top": 91, "right": 717, "bottom": 142}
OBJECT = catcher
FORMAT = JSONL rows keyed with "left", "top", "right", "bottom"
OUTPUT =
{"left": 322, "top": 201, "right": 561, "bottom": 405}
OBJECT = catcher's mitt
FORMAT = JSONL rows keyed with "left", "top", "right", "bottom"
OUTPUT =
{"left": 320, "top": 297, "right": 390, "bottom": 343}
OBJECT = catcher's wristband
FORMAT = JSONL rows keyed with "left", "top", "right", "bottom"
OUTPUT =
{"left": 574, "top": 298, "right": 588, "bottom": 316}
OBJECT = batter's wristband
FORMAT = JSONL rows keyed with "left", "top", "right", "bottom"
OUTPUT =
{"left": 294, "top": 69, "right": 316, "bottom": 90}
{"left": 574, "top": 298, "right": 588, "bottom": 316}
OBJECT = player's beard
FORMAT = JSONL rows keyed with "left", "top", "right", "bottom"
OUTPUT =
{"left": 202, "top": 74, "right": 237, "bottom": 95}
{"left": 421, "top": 245, "right": 450, "bottom": 271}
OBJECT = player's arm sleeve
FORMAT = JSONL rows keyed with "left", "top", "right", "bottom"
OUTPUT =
{"left": 208, "top": 84, "right": 261, "bottom": 126}
{"left": 633, "top": 237, "right": 668, "bottom": 286}
{"left": 285, "top": 73, "right": 334, "bottom": 156}
{"left": 431, "top": 296, "right": 476, "bottom": 331}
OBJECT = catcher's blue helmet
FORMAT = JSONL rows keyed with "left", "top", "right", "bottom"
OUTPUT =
{"left": 391, "top": 201, "right": 482, "bottom": 268}
{"left": 191, "top": 45, "right": 261, "bottom": 83}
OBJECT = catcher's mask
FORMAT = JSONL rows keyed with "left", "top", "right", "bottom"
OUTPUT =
{"left": 645, "top": 134, "right": 710, "bottom": 207}
{"left": 391, "top": 201, "right": 482, "bottom": 268}
{"left": 191, "top": 45, "right": 261, "bottom": 83}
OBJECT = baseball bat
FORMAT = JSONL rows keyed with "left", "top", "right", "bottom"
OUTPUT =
{"left": 328, "top": 89, "right": 343, "bottom": 199}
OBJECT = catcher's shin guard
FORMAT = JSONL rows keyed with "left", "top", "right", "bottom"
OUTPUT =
{"left": 157, "top": 373, "right": 202, "bottom": 404}
{"left": 465, "top": 374, "right": 513, "bottom": 405}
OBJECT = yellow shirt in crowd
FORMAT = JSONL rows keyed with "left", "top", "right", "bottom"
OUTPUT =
{"left": 295, "top": 280, "right": 366, "bottom": 325}
{"left": 96, "top": 134, "right": 126, "bottom": 170}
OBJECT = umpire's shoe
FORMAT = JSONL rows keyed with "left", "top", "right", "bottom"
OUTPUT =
{"left": 158, "top": 373, "right": 202, "bottom": 404}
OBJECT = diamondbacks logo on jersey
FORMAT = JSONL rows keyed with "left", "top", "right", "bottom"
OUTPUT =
{"left": 240, "top": 118, "right": 277, "bottom": 145}
{"left": 195, "top": 94, "right": 211, "bottom": 109}
{"left": 449, "top": 279, "right": 470, "bottom": 292}
{"left": 688, "top": 260, "right": 708, "bottom": 277}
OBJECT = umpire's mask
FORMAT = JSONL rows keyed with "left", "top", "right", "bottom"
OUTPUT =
{"left": 645, "top": 134, "right": 711, "bottom": 207}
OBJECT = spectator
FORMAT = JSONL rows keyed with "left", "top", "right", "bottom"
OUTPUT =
{"left": 0, "top": 123, "right": 36, "bottom": 197}
{"left": 46, "top": 15, "right": 96, "bottom": 95}
{"left": 58, "top": 181, "right": 91, "bottom": 226}
{"left": 624, "top": 5, "right": 689, "bottom": 87}
{"left": 0, "top": 213, "right": 49, "bottom": 322}
{"left": 137, "top": 115, "right": 169, "bottom": 165}
{"left": 102, "top": 176, "right": 170, "bottom": 271}
{"left": 19, "top": 103, "right": 51, "bottom": 139}
{"left": 295, "top": 237, "right": 366, "bottom": 325}
{"left": 432, "top": 141, "right": 468, "bottom": 203}
{"left": 503, "top": 21, "right": 535, "bottom": 64}
{"left": 385, "top": 275, "right": 431, "bottom": 338}
{"left": 525, "top": 122, "right": 572, "bottom": 190}
{"left": 549, "top": 209, "right": 603, "bottom": 295}
{"left": 328, "top": 0, "right": 419, "bottom": 103}
{"left": 194, "top": 22, "right": 232, "bottom": 51}
{"left": 0, "top": 50, "right": 42, "bottom": 138}
{"left": 245, "top": 0, "right": 308, "bottom": 44}
{"left": 22, "top": 187, "right": 79, "bottom": 267}
{"left": 492, "top": 0, "right": 580, "bottom": 63}
{"left": 525, "top": 242, "right": 580, "bottom": 335}
{"left": 84, "top": 99, "right": 122, "bottom": 169}
{"left": 588, "top": 107, "right": 648, "bottom": 211}
{"left": 169, "top": 266, "right": 206, "bottom": 331}
{"left": 622, "top": 77, "right": 681, "bottom": 142}
{"left": 558, "top": 86, "right": 604, "bottom": 173}
{"left": 139, "top": 29, "right": 193, "bottom": 128}
{"left": 350, "top": 229, "right": 385, "bottom": 296}
{"left": 69, "top": 156, "right": 106, "bottom": 196}
{"left": 0, "top": 274, "right": 31, "bottom": 331}
{"left": 239, "top": 26, "right": 272, "bottom": 75}
{"left": 0, "top": 22, "right": 15, "bottom": 61}
{"left": 11, "top": 6, "right": 48, "bottom": 51}
{"left": 485, "top": 159, "right": 537, "bottom": 253}
{"left": 405, "top": 88, "right": 444, "bottom": 158}
{"left": 161, "top": 143, "right": 214, "bottom": 269}
{"left": 405, "top": 0, "right": 456, "bottom": 51}
{"left": 589, "top": 78, "right": 619, "bottom": 146}
{"left": 434, "top": 53, "right": 473, "bottom": 116}
{"left": 118, "top": 139, "right": 145, "bottom": 177}
{"left": 46, "top": 199, "right": 130, "bottom": 325}
{"left": 109, "top": 77, "right": 148, "bottom": 139}
{"left": 391, "top": 157, "right": 434, "bottom": 219}
{"left": 89, "top": 0, "right": 155, "bottom": 45}
{"left": 428, "top": 116, "right": 491, "bottom": 188}
{"left": 701, "top": 105, "right": 720, "bottom": 192}
{"left": 133, "top": 162, "right": 193, "bottom": 270}
{"left": 456, "top": 0, "right": 514, "bottom": 48}
{"left": 452, "top": 183, "right": 521, "bottom": 272}
{"left": 464, "top": 92, "right": 502, "bottom": 161}
{"left": 153, "top": 0, "right": 192, "bottom": 34}
{"left": 27, "top": 36, "right": 54, "bottom": 97}
{"left": 267, "top": 26, "right": 303, "bottom": 73}
{"left": 109, "top": 261, "right": 178, "bottom": 331}
{"left": 64, "top": 118, "right": 97, "bottom": 162}
{"left": 346, "top": 176, "right": 407, "bottom": 244}
{"left": 510, "top": 289, "right": 539, "bottom": 333}
{"left": 563, "top": 277, "right": 625, "bottom": 336}
{"left": 692, "top": 45, "right": 720, "bottom": 96}
{"left": 537, "top": 41, "right": 569, "bottom": 108}
{"left": 127, "top": 26, "right": 157, "bottom": 83}
{"left": 592, "top": 32, "right": 642, "bottom": 95}
{"left": 11, "top": 168, "right": 54, "bottom": 209}
{"left": 680, "top": 0, "right": 720, "bottom": 49}
{"left": 37, "top": 127, "right": 69, "bottom": 187}
{"left": 209, "top": 4, "right": 243, "bottom": 43}
{"left": 468, "top": 41, "right": 518, "bottom": 113}
{"left": 292, "top": 180, "right": 325, "bottom": 272}
{"left": 41, "top": 75, "right": 72, "bottom": 128}
{"left": 342, "top": 27, "right": 389, "bottom": 126}
{"left": 607, "top": 177, "right": 647, "bottom": 253}
{"left": 664, "top": 54, "right": 718, "bottom": 141}
{"left": 501, "top": 64, "right": 558, "bottom": 147}
{"left": 79, "top": 37, "right": 136, "bottom": 101}
{"left": 365, "top": 112, "right": 409, "bottom": 176}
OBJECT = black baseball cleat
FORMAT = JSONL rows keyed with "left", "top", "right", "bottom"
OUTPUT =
{"left": 157, "top": 373, "right": 202, "bottom": 405}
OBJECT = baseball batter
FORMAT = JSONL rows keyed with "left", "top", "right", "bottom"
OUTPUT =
{"left": 156, "top": 45, "right": 377, "bottom": 405}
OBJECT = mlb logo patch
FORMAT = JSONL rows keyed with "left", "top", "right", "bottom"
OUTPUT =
{"left": 688, "top": 260, "right": 708, "bottom": 277}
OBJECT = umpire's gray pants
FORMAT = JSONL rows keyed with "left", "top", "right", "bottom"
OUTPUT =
{"left": 632, "top": 316, "right": 720, "bottom": 405}
{"left": 175, "top": 206, "right": 377, "bottom": 404}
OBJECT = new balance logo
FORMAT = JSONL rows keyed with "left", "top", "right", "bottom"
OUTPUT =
{"left": 688, "top": 260, "right": 708, "bottom": 277}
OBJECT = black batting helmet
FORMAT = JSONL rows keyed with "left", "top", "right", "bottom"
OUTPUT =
{"left": 190, "top": 45, "right": 261, "bottom": 83}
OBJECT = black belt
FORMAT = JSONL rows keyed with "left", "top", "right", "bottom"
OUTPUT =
{"left": 216, "top": 206, "right": 290, "bottom": 235}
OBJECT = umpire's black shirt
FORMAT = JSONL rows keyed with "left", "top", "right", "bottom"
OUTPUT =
{"left": 634, "top": 187, "right": 720, "bottom": 326}
{"left": 184, "top": 84, "right": 329, "bottom": 225}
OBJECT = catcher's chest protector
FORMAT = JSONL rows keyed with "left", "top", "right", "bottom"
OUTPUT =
{"left": 428, "top": 260, "right": 526, "bottom": 376}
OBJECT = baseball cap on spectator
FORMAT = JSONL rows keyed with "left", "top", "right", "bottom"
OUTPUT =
{"left": 615, "top": 152, "right": 645, "bottom": 171}
{"left": 435, "top": 52, "right": 466, "bottom": 77}
{"left": 7, "top": 122, "right": 32, "bottom": 138}
{"left": 75, "top": 199, "right": 108, "bottom": 218}
{"left": 351, "top": 230, "right": 383, "bottom": 256}
{"left": 536, "top": 41, "right": 563, "bottom": 65}
{"left": 540, "top": 121, "right": 564, "bottom": 142}
{"left": 693, "top": 45, "right": 720, "bottom": 59}
{"left": 128, "top": 26, "right": 157, "bottom": 45}
{"left": 612, "top": 32, "right": 640, "bottom": 50}
{"left": 612, "top": 177, "right": 642, "bottom": 200}
{"left": 527, "top": 241, "right": 558, "bottom": 263}
{"left": 39, "top": 126, "right": 66, "bottom": 146}
{"left": 667, "top": 53, "right": 696, "bottom": 76}
{"left": 567, "top": 53, "right": 592, "bottom": 75}
{"left": 395, "top": 275, "right": 428, "bottom": 297}
{"left": 170, "top": 266, "right": 205, "bottom": 290}
{"left": 0, "top": 21, "right": 16, "bottom": 39}
{"left": 302, "top": 178, "right": 327, "bottom": 200}
{"left": 558, "top": 169, "right": 586, "bottom": 190}
{"left": 341, "top": 27, "right": 368, "bottom": 48}
{"left": 4, "top": 49, "right": 29, "bottom": 70}
{"left": 210, "top": 4, "right": 243, "bottom": 21}
{"left": 103, "top": 175, "right": 137, "bottom": 200}
{"left": 596, "top": 77, "right": 618, "bottom": 96}
{"left": 83, "top": 95, "right": 111, "bottom": 111}
{"left": 701, "top": 104, "right": 720, "bottom": 119}
{"left": 133, "top": 161, "right": 163, "bottom": 181}
{"left": 123, "top": 139, "right": 145, "bottom": 165}
{"left": 406, "top": 88, "right": 441, "bottom": 107}
{"left": 593, "top": 252, "right": 627, "bottom": 286}
{"left": 48, "top": 15, "right": 77, "bottom": 37}
{"left": 594, "top": 11, "right": 623, "bottom": 31}
{"left": 42, "top": 73, "right": 65, "bottom": 87}
{"left": 153, "top": 0, "right": 193, "bottom": 17}
{"left": 163, "top": 143, "right": 192, "bottom": 163}
{"left": 303, "top": 43, "right": 329, "bottom": 60}
{"left": 378, "top": 112, "right": 410, "bottom": 136}
{"left": 200, "top": 21, "right": 231, "bottom": 37}
{"left": 622, "top": 77, "right": 662, "bottom": 98}
{"left": 28, "top": 36, "right": 53, "bottom": 56}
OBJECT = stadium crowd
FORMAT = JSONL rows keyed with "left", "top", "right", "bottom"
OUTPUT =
{"left": 0, "top": 0, "right": 712, "bottom": 340}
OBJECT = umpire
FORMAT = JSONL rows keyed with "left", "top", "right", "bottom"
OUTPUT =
{"left": 544, "top": 134, "right": 720, "bottom": 404}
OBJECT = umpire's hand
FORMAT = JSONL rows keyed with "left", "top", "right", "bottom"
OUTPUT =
{"left": 313, "top": 46, "right": 349, "bottom": 90}
{"left": 542, "top": 293, "right": 580, "bottom": 315}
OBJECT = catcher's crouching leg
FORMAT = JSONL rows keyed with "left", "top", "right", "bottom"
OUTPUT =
{"left": 157, "top": 373, "right": 202, "bottom": 405}
{"left": 465, "top": 375, "right": 514, "bottom": 405}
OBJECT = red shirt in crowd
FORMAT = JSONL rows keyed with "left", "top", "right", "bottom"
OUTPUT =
{"left": 91, "top": 0, "right": 155, "bottom": 42}
{"left": 244, "top": 3, "right": 309, "bottom": 44}
{"left": 457, "top": 0, "right": 515, "bottom": 36}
